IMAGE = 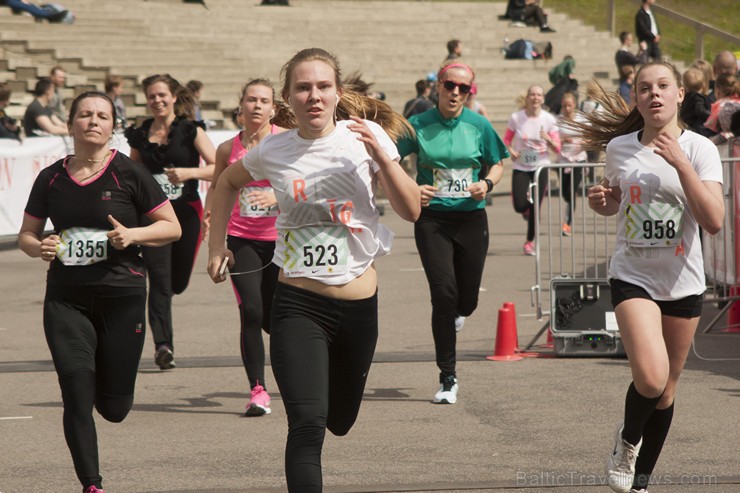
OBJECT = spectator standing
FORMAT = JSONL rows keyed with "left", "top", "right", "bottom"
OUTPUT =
{"left": 704, "top": 73, "right": 740, "bottom": 135}
{"left": 680, "top": 67, "right": 711, "bottom": 135}
{"left": 618, "top": 66, "right": 635, "bottom": 106}
{"left": 23, "top": 78, "right": 68, "bottom": 137}
{"left": 49, "top": 65, "right": 68, "bottom": 122}
{"left": 635, "top": 0, "right": 661, "bottom": 61}
{"left": 403, "top": 79, "right": 434, "bottom": 119}
{"left": 709, "top": 51, "right": 738, "bottom": 103}
{"left": 444, "top": 39, "right": 463, "bottom": 62}
{"left": 104, "top": 75, "right": 127, "bottom": 130}
{"left": 0, "top": 82, "right": 21, "bottom": 140}
{"left": 615, "top": 32, "right": 646, "bottom": 75}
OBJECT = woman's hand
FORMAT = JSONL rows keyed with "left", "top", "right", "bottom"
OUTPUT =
{"left": 588, "top": 180, "right": 613, "bottom": 210}
{"left": 40, "top": 234, "right": 61, "bottom": 263}
{"left": 654, "top": 132, "right": 690, "bottom": 171}
{"left": 201, "top": 210, "right": 211, "bottom": 242}
{"left": 207, "top": 247, "right": 234, "bottom": 284}
{"left": 107, "top": 215, "right": 135, "bottom": 249}
{"left": 246, "top": 189, "right": 277, "bottom": 209}
{"left": 467, "top": 181, "right": 488, "bottom": 201}
{"left": 164, "top": 167, "right": 192, "bottom": 185}
{"left": 508, "top": 148, "right": 520, "bottom": 161}
{"left": 347, "top": 116, "right": 386, "bottom": 164}
{"left": 419, "top": 184, "right": 438, "bottom": 207}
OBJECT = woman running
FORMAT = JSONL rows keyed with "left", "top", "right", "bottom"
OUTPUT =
{"left": 396, "top": 61, "right": 507, "bottom": 404}
{"left": 18, "top": 91, "right": 180, "bottom": 493}
{"left": 125, "top": 74, "right": 216, "bottom": 369}
{"left": 204, "top": 79, "right": 285, "bottom": 416}
{"left": 207, "top": 48, "right": 420, "bottom": 492}
{"left": 505, "top": 84, "right": 561, "bottom": 255}
{"left": 584, "top": 62, "right": 723, "bottom": 493}
{"left": 556, "top": 91, "right": 587, "bottom": 236}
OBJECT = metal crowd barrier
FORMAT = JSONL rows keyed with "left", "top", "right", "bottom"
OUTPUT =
{"left": 524, "top": 154, "right": 740, "bottom": 348}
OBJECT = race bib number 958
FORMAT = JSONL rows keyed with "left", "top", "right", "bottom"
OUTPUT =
{"left": 624, "top": 202, "right": 684, "bottom": 247}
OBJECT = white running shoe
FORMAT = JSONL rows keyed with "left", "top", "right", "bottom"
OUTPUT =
{"left": 433, "top": 375, "right": 458, "bottom": 404}
{"left": 606, "top": 423, "right": 642, "bottom": 493}
{"left": 630, "top": 489, "right": 648, "bottom": 493}
{"left": 454, "top": 316, "right": 466, "bottom": 332}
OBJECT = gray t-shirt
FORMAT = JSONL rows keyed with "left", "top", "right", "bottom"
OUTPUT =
{"left": 23, "top": 99, "right": 53, "bottom": 137}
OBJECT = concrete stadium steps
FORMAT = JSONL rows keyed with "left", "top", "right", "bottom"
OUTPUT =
{"left": 1, "top": 0, "right": 624, "bottom": 127}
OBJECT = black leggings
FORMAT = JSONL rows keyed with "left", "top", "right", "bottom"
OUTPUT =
{"left": 269, "top": 282, "right": 378, "bottom": 493}
{"left": 43, "top": 284, "right": 146, "bottom": 490}
{"left": 512, "top": 169, "right": 548, "bottom": 242}
{"left": 560, "top": 166, "right": 583, "bottom": 226}
{"left": 226, "top": 235, "right": 279, "bottom": 390}
{"left": 414, "top": 208, "right": 489, "bottom": 376}
{"left": 142, "top": 199, "right": 203, "bottom": 351}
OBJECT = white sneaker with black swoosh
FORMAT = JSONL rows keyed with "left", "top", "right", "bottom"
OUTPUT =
{"left": 606, "top": 423, "right": 642, "bottom": 493}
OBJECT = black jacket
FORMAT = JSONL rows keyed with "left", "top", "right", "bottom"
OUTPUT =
{"left": 635, "top": 7, "right": 658, "bottom": 43}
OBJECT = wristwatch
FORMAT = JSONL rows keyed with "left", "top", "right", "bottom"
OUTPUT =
{"left": 484, "top": 178, "right": 494, "bottom": 193}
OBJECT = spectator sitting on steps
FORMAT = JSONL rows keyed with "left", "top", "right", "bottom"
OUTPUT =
{"left": 507, "top": 0, "right": 555, "bottom": 32}
{"left": 0, "top": 0, "right": 70, "bottom": 22}
{"left": 615, "top": 31, "right": 647, "bottom": 76}
{"left": 0, "top": 82, "right": 21, "bottom": 140}
{"left": 22, "top": 78, "right": 68, "bottom": 137}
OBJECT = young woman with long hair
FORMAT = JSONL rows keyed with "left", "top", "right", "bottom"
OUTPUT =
{"left": 583, "top": 61, "right": 724, "bottom": 493}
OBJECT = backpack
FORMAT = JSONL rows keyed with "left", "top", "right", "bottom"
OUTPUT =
{"left": 41, "top": 4, "right": 75, "bottom": 24}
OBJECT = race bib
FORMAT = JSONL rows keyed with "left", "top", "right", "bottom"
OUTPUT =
{"left": 433, "top": 168, "right": 473, "bottom": 198}
{"left": 521, "top": 149, "right": 540, "bottom": 166}
{"left": 153, "top": 173, "right": 183, "bottom": 200}
{"left": 624, "top": 202, "right": 685, "bottom": 247}
{"left": 56, "top": 228, "right": 109, "bottom": 266}
{"left": 282, "top": 226, "right": 349, "bottom": 277}
{"left": 239, "top": 187, "right": 278, "bottom": 217}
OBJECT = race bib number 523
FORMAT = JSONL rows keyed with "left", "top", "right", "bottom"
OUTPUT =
{"left": 282, "top": 226, "right": 349, "bottom": 277}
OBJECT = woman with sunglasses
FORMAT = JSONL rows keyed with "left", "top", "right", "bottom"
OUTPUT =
{"left": 505, "top": 84, "right": 561, "bottom": 256}
{"left": 397, "top": 61, "right": 508, "bottom": 404}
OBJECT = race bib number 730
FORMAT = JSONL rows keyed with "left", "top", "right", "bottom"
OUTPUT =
{"left": 433, "top": 168, "right": 473, "bottom": 198}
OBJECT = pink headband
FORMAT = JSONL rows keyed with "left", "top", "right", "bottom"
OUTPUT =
{"left": 439, "top": 63, "right": 475, "bottom": 79}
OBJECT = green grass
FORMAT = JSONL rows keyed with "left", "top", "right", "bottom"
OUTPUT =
{"left": 536, "top": 0, "right": 739, "bottom": 64}
{"left": 324, "top": 0, "right": 739, "bottom": 64}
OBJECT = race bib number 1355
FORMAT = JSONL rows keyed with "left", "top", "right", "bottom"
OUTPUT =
{"left": 56, "top": 228, "right": 109, "bottom": 266}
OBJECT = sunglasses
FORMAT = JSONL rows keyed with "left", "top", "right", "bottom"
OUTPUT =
{"left": 442, "top": 80, "right": 472, "bottom": 94}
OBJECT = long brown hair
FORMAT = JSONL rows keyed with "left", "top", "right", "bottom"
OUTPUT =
{"left": 574, "top": 61, "right": 684, "bottom": 152}
{"left": 278, "top": 48, "right": 412, "bottom": 141}
{"left": 141, "top": 74, "right": 197, "bottom": 121}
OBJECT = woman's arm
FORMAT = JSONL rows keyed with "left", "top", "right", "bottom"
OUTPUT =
{"left": 347, "top": 117, "right": 420, "bottom": 222}
{"left": 35, "top": 114, "right": 68, "bottom": 136}
{"left": 588, "top": 179, "right": 621, "bottom": 217}
{"left": 202, "top": 140, "right": 233, "bottom": 239}
{"left": 18, "top": 215, "right": 59, "bottom": 262}
{"left": 207, "top": 163, "right": 254, "bottom": 282}
{"left": 654, "top": 133, "right": 724, "bottom": 234}
{"left": 107, "top": 202, "right": 181, "bottom": 249}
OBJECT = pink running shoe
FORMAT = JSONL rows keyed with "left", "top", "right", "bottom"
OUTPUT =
{"left": 85, "top": 486, "right": 105, "bottom": 493}
{"left": 245, "top": 383, "right": 271, "bottom": 417}
{"left": 523, "top": 241, "right": 535, "bottom": 256}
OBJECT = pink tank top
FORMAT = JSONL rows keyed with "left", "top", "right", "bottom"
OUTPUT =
{"left": 226, "top": 125, "right": 279, "bottom": 241}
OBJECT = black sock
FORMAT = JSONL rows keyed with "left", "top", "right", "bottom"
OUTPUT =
{"left": 622, "top": 382, "right": 662, "bottom": 446}
{"left": 632, "top": 403, "right": 675, "bottom": 489}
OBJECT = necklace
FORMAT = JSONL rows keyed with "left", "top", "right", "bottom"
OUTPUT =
{"left": 241, "top": 121, "right": 270, "bottom": 151}
{"left": 72, "top": 151, "right": 111, "bottom": 182}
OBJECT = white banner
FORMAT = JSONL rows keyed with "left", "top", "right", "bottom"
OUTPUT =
{"left": 0, "top": 130, "right": 237, "bottom": 237}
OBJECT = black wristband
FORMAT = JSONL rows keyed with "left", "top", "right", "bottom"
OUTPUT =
{"left": 484, "top": 178, "right": 494, "bottom": 193}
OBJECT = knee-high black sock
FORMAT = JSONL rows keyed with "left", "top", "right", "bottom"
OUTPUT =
{"left": 622, "top": 382, "right": 662, "bottom": 446}
{"left": 632, "top": 403, "right": 674, "bottom": 489}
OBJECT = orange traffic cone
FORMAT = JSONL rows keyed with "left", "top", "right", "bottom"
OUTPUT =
{"left": 545, "top": 327, "right": 554, "bottom": 348}
{"left": 487, "top": 306, "right": 523, "bottom": 361}
{"left": 502, "top": 302, "right": 519, "bottom": 349}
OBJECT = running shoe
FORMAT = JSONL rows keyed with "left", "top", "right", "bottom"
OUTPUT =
{"left": 84, "top": 486, "right": 105, "bottom": 493}
{"left": 454, "top": 316, "right": 466, "bottom": 332}
{"left": 245, "top": 383, "right": 271, "bottom": 417}
{"left": 629, "top": 489, "right": 648, "bottom": 493}
{"left": 562, "top": 223, "right": 572, "bottom": 237}
{"left": 433, "top": 374, "right": 458, "bottom": 404}
{"left": 523, "top": 241, "right": 535, "bottom": 256}
{"left": 540, "top": 26, "right": 557, "bottom": 33}
{"left": 154, "top": 346, "right": 176, "bottom": 370}
{"left": 606, "top": 423, "right": 642, "bottom": 493}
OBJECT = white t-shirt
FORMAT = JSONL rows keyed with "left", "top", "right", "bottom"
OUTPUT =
{"left": 242, "top": 119, "right": 398, "bottom": 285}
{"left": 557, "top": 113, "right": 587, "bottom": 163}
{"left": 604, "top": 130, "right": 723, "bottom": 300}
{"left": 507, "top": 109, "right": 558, "bottom": 171}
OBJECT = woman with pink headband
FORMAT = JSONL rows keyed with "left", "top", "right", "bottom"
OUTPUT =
{"left": 397, "top": 60, "right": 508, "bottom": 404}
